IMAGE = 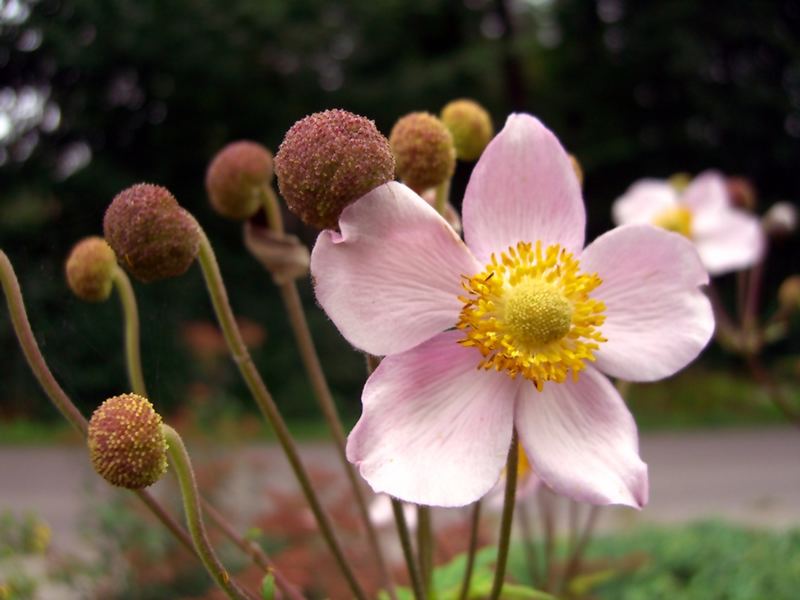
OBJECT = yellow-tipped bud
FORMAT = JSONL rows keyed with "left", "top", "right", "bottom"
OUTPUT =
{"left": 65, "top": 237, "right": 117, "bottom": 302}
{"left": 390, "top": 112, "right": 455, "bottom": 193}
{"left": 440, "top": 99, "right": 493, "bottom": 161}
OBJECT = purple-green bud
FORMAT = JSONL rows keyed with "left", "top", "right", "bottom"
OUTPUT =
{"left": 275, "top": 109, "right": 395, "bottom": 230}
{"left": 65, "top": 236, "right": 117, "bottom": 302}
{"left": 440, "top": 99, "right": 493, "bottom": 161}
{"left": 205, "top": 141, "right": 274, "bottom": 220}
{"left": 88, "top": 393, "right": 168, "bottom": 489}
{"left": 103, "top": 184, "right": 200, "bottom": 283}
{"left": 390, "top": 112, "right": 456, "bottom": 193}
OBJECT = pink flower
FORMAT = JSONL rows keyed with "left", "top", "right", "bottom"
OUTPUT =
{"left": 613, "top": 172, "right": 765, "bottom": 275}
{"left": 311, "top": 114, "right": 714, "bottom": 509}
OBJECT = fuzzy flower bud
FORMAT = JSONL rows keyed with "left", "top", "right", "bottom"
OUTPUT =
{"left": 440, "top": 99, "right": 493, "bottom": 161}
{"left": 763, "top": 201, "right": 797, "bottom": 237}
{"left": 778, "top": 275, "right": 800, "bottom": 314}
{"left": 103, "top": 184, "right": 200, "bottom": 283}
{"left": 65, "top": 236, "right": 117, "bottom": 302}
{"left": 205, "top": 141, "right": 274, "bottom": 220}
{"left": 275, "top": 109, "right": 395, "bottom": 230}
{"left": 390, "top": 112, "right": 456, "bottom": 193}
{"left": 88, "top": 393, "right": 168, "bottom": 489}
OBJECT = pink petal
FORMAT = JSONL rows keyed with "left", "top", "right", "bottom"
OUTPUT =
{"left": 580, "top": 224, "right": 713, "bottom": 381}
{"left": 462, "top": 114, "right": 585, "bottom": 264}
{"left": 515, "top": 366, "right": 648, "bottom": 508}
{"left": 346, "top": 331, "right": 518, "bottom": 507}
{"left": 693, "top": 208, "right": 765, "bottom": 275}
{"left": 612, "top": 179, "right": 678, "bottom": 225}
{"left": 310, "top": 182, "right": 480, "bottom": 356}
{"left": 681, "top": 170, "right": 729, "bottom": 229}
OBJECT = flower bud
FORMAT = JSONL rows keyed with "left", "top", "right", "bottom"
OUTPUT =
{"left": 727, "top": 176, "right": 757, "bottom": 211}
{"left": 668, "top": 172, "right": 692, "bottom": 193}
{"left": 65, "top": 236, "right": 117, "bottom": 302}
{"left": 103, "top": 184, "right": 200, "bottom": 283}
{"left": 205, "top": 141, "right": 274, "bottom": 220}
{"left": 275, "top": 109, "right": 395, "bottom": 230}
{"left": 390, "top": 112, "right": 455, "bottom": 193}
{"left": 440, "top": 99, "right": 493, "bottom": 161}
{"left": 88, "top": 393, "right": 168, "bottom": 489}
{"left": 762, "top": 201, "right": 797, "bottom": 237}
{"left": 778, "top": 275, "right": 800, "bottom": 314}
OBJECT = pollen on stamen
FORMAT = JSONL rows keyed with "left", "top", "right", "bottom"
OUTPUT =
{"left": 456, "top": 241, "right": 607, "bottom": 390}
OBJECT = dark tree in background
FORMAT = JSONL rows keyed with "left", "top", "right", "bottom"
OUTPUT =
{"left": 1, "top": 0, "right": 798, "bottom": 420}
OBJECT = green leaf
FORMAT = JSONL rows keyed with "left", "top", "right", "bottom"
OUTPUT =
{"left": 260, "top": 573, "right": 276, "bottom": 600}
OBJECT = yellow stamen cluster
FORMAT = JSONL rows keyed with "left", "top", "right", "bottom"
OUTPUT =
{"left": 457, "top": 241, "right": 606, "bottom": 390}
{"left": 653, "top": 205, "right": 693, "bottom": 237}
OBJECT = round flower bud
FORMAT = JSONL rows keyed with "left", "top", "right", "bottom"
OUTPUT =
{"left": 390, "top": 112, "right": 456, "bottom": 193}
{"left": 778, "top": 275, "right": 800, "bottom": 313}
{"left": 205, "top": 141, "right": 274, "bottom": 220}
{"left": 727, "top": 176, "right": 757, "bottom": 211}
{"left": 668, "top": 172, "right": 692, "bottom": 193}
{"left": 275, "top": 109, "right": 395, "bottom": 230}
{"left": 65, "top": 236, "right": 117, "bottom": 302}
{"left": 440, "top": 99, "right": 493, "bottom": 161}
{"left": 762, "top": 201, "right": 797, "bottom": 237}
{"left": 88, "top": 393, "right": 168, "bottom": 489}
{"left": 103, "top": 184, "right": 200, "bottom": 283}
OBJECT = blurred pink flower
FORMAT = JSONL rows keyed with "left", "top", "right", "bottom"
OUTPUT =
{"left": 613, "top": 172, "right": 765, "bottom": 275}
{"left": 311, "top": 114, "right": 714, "bottom": 509}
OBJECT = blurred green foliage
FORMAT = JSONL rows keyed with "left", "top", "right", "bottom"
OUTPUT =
{"left": 1, "top": 0, "right": 799, "bottom": 423}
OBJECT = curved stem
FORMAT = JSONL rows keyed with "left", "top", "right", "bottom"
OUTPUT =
{"left": 111, "top": 266, "right": 147, "bottom": 397}
{"left": 558, "top": 506, "right": 600, "bottom": 594}
{"left": 163, "top": 426, "right": 255, "bottom": 600}
{"left": 0, "top": 250, "right": 196, "bottom": 556}
{"left": 392, "top": 499, "right": 426, "bottom": 600}
{"left": 457, "top": 500, "right": 482, "bottom": 600}
{"left": 417, "top": 505, "right": 433, "bottom": 597}
{"left": 488, "top": 432, "right": 519, "bottom": 600}
{"left": 201, "top": 499, "right": 306, "bottom": 600}
{"left": 259, "top": 182, "right": 396, "bottom": 599}
{"left": 434, "top": 180, "right": 451, "bottom": 216}
{"left": 196, "top": 231, "right": 367, "bottom": 600}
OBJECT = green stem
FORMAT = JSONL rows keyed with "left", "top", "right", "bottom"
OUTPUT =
{"left": 433, "top": 179, "right": 451, "bottom": 217}
{"left": 457, "top": 500, "right": 482, "bottom": 600}
{"left": 259, "top": 182, "right": 396, "bottom": 600}
{"left": 488, "top": 432, "right": 519, "bottom": 600}
{"left": 162, "top": 426, "right": 255, "bottom": 600}
{"left": 195, "top": 231, "right": 367, "bottom": 600}
{"left": 392, "top": 499, "right": 426, "bottom": 600}
{"left": 111, "top": 266, "right": 147, "bottom": 397}
{"left": 558, "top": 506, "right": 600, "bottom": 594}
{"left": 417, "top": 505, "right": 434, "bottom": 597}
{"left": 0, "top": 250, "right": 196, "bottom": 557}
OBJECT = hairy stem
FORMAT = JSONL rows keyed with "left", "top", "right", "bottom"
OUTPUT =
{"left": 196, "top": 231, "right": 367, "bottom": 600}
{"left": 392, "top": 499, "right": 426, "bottom": 600}
{"left": 163, "top": 426, "right": 255, "bottom": 600}
{"left": 457, "top": 500, "right": 482, "bottom": 600}
{"left": 488, "top": 432, "right": 519, "bottom": 600}
{"left": 417, "top": 505, "right": 434, "bottom": 597}
{"left": 111, "top": 266, "right": 147, "bottom": 397}
{"left": 434, "top": 179, "right": 451, "bottom": 216}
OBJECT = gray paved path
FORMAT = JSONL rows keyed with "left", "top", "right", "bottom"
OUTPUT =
{"left": 1, "top": 426, "right": 799, "bottom": 557}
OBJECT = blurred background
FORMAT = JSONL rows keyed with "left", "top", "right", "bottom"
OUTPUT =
{"left": 1, "top": 1, "right": 800, "bottom": 596}
{"left": 1, "top": 0, "right": 799, "bottom": 428}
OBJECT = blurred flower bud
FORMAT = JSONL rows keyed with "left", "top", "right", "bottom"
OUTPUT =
{"left": 390, "top": 112, "right": 456, "bottom": 193}
{"left": 569, "top": 154, "right": 584, "bottom": 187}
{"left": 778, "top": 275, "right": 800, "bottom": 314}
{"left": 103, "top": 184, "right": 200, "bottom": 283}
{"left": 275, "top": 109, "right": 395, "bottom": 230}
{"left": 668, "top": 172, "right": 691, "bottom": 193}
{"left": 440, "top": 99, "right": 493, "bottom": 161}
{"left": 65, "top": 236, "right": 117, "bottom": 302}
{"left": 243, "top": 222, "right": 310, "bottom": 284}
{"left": 727, "top": 176, "right": 757, "bottom": 211}
{"left": 205, "top": 141, "right": 273, "bottom": 220}
{"left": 762, "top": 201, "right": 797, "bottom": 237}
{"left": 88, "top": 393, "right": 168, "bottom": 489}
